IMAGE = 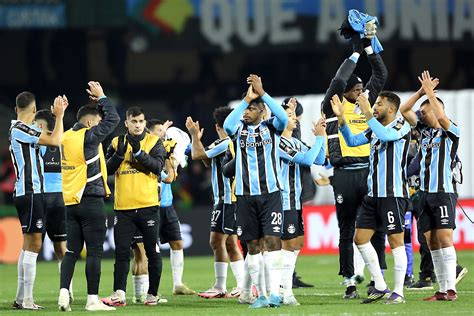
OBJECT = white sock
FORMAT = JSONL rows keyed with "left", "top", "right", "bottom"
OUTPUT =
{"left": 171, "top": 249, "right": 184, "bottom": 288}
{"left": 230, "top": 260, "right": 245, "bottom": 289}
{"left": 281, "top": 249, "right": 297, "bottom": 297}
{"left": 214, "top": 262, "right": 228, "bottom": 291}
{"left": 442, "top": 246, "right": 457, "bottom": 292}
{"left": 133, "top": 274, "right": 148, "bottom": 298}
{"left": 23, "top": 251, "right": 38, "bottom": 300}
{"left": 262, "top": 251, "right": 271, "bottom": 296}
{"left": 87, "top": 294, "right": 99, "bottom": 305}
{"left": 357, "top": 243, "right": 387, "bottom": 291}
{"left": 353, "top": 243, "right": 365, "bottom": 277}
{"left": 242, "top": 258, "right": 252, "bottom": 293}
{"left": 392, "top": 246, "right": 407, "bottom": 297}
{"left": 247, "top": 254, "right": 265, "bottom": 297}
{"left": 15, "top": 250, "right": 25, "bottom": 304}
{"left": 265, "top": 250, "right": 283, "bottom": 297}
{"left": 431, "top": 249, "right": 447, "bottom": 293}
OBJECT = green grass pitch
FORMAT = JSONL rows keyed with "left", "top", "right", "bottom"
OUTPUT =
{"left": 0, "top": 252, "right": 473, "bottom": 315}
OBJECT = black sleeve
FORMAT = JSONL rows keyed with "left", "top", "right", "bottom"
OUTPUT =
{"left": 407, "top": 150, "right": 421, "bottom": 177}
{"left": 105, "top": 141, "right": 123, "bottom": 176}
{"left": 222, "top": 157, "right": 235, "bottom": 179}
{"left": 364, "top": 54, "right": 388, "bottom": 105}
{"left": 84, "top": 97, "right": 121, "bottom": 147}
{"left": 135, "top": 138, "right": 166, "bottom": 176}
{"left": 321, "top": 58, "right": 357, "bottom": 118}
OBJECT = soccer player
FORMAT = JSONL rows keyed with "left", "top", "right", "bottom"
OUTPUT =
{"left": 102, "top": 107, "right": 166, "bottom": 307}
{"left": 223, "top": 74, "right": 288, "bottom": 308}
{"left": 278, "top": 99, "right": 327, "bottom": 305}
{"left": 58, "top": 82, "right": 120, "bottom": 312}
{"left": 331, "top": 91, "right": 411, "bottom": 304}
{"left": 321, "top": 22, "right": 388, "bottom": 299}
{"left": 148, "top": 119, "right": 195, "bottom": 296}
{"left": 10, "top": 93, "right": 67, "bottom": 309}
{"left": 33, "top": 109, "right": 73, "bottom": 298}
{"left": 399, "top": 71, "right": 461, "bottom": 301}
{"left": 185, "top": 108, "right": 245, "bottom": 299}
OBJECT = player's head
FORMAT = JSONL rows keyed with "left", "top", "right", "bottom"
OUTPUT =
{"left": 34, "top": 109, "right": 55, "bottom": 132}
{"left": 344, "top": 74, "right": 364, "bottom": 103}
{"left": 125, "top": 106, "right": 146, "bottom": 136}
{"left": 77, "top": 104, "right": 102, "bottom": 127}
{"left": 213, "top": 106, "right": 233, "bottom": 134}
{"left": 419, "top": 97, "right": 444, "bottom": 128}
{"left": 243, "top": 96, "right": 265, "bottom": 125}
{"left": 281, "top": 102, "right": 298, "bottom": 132}
{"left": 147, "top": 118, "right": 166, "bottom": 137}
{"left": 15, "top": 91, "right": 36, "bottom": 114}
{"left": 373, "top": 91, "right": 401, "bottom": 123}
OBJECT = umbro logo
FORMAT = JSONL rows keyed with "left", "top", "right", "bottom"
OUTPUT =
{"left": 441, "top": 218, "right": 449, "bottom": 225}
{"left": 147, "top": 220, "right": 155, "bottom": 227}
{"left": 273, "top": 226, "right": 281, "bottom": 233}
{"left": 387, "top": 224, "right": 396, "bottom": 230}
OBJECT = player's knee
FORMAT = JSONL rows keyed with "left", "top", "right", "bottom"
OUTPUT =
{"left": 170, "top": 240, "right": 183, "bottom": 250}
{"left": 209, "top": 236, "right": 225, "bottom": 251}
{"left": 87, "top": 245, "right": 104, "bottom": 258}
{"left": 263, "top": 236, "right": 281, "bottom": 251}
{"left": 64, "top": 250, "right": 80, "bottom": 261}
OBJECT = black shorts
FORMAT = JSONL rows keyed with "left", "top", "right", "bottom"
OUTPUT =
{"left": 356, "top": 196, "right": 409, "bottom": 235}
{"left": 159, "top": 205, "right": 182, "bottom": 244}
{"left": 281, "top": 209, "right": 304, "bottom": 240}
{"left": 235, "top": 191, "right": 283, "bottom": 242}
{"left": 43, "top": 192, "right": 67, "bottom": 242}
{"left": 418, "top": 191, "right": 457, "bottom": 233}
{"left": 130, "top": 229, "right": 143, "bottom": 248}
{"left": 14, "top": 193, "right": 45, "bottom": 234}
{"left": 211, "top": 203, "right": 236, "bottom": 235}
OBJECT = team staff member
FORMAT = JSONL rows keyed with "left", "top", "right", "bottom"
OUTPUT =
{"left": 58, "top": 82, "right": 120, "bottom": 312}
{"left": 103, "top": 107, "right": 167, "bottom": 307}
{"left": 11, "top": 93, "right": 67, "bottom": 310}
{"left": 321, "top": 19, "right": 388, "bottom": 299}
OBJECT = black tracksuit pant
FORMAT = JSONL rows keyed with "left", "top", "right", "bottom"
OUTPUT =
{"left": 332, "top": 168, "right": 387, "bottom": 279}
{"left": 113, "top": 206, "right": 162, "bottom": 295}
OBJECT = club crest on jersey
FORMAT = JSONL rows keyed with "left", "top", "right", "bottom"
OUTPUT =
{"left": 336, "top": 194, "right": 343, "bottom": 204}
{"left": 236, "top": 226, "right": 242, "bottom": 236}
{"left": 287, "top": 224, "right": 296, "bottom": 234}
{"left": 105, "top": 218, "right": 108, "bottom": 227}
{"left": 36, "top": 219, "right": 43, "bottom": 229}
{"left": 114, "top": 216, "right": 118, "bottom": 226}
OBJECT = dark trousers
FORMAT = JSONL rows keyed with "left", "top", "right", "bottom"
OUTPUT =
{"left": 113, "top": 206, "right": 162, "bottom": 295}
{"left": 332, "top": 168, "right": 387, "bottom": 278}
{"left": 60, "top": 197, "right": 106, "bottom": 295}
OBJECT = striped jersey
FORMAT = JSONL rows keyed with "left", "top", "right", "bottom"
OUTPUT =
{"left": 233, "top": 118, "right": 282, "bottom": 196}
{"left": 205, "top": 137, "right": 233, "bottom": 205}
{"left": 417, "top": 120, "right": 460, "bottom": 193}
{"left": 9, "top": 120, "right": 43, "bottom": 197}
{"left": 279, "top": 135, "right": 326, "bottom": 211}
{"left": 40, "top": 146, "right": 62, "bottom": 193}
{"left": 340, "top": 117, "right": 411, "bottom": 198}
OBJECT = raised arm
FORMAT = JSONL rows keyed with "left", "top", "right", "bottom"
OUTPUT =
{"left": 364, "top": 54, "right": 388, "bottom": 105}
{"left": 223, "top": 84, "right": 258, "bottom": 136}
{"left": 185, "top": 116, "right": 209, "bottom": 161}
{"left": 248, "top": 74, "right": 288, "bottom": 131}
{"left": 419, "top": 71, "right": 453, "bottom": 132}
{"left": 85, "top": 82, "right": 120, "bottom": 146}
{"left": 38, "top": 95, "right": 67, "bottom": 146}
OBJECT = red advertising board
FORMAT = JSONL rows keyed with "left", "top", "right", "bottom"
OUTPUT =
{"left": 301, "top": 199, "right": 474, "bottom": 255}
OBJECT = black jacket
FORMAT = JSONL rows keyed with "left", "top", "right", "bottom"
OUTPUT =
{"left": 73, "top": 97, "right": 120, "bottom": 197}
{"left": 321, "top": 54, "right": 388, "bottom": 168}
{"left": 105, "top": 132, "right": 166, "bottom": 177}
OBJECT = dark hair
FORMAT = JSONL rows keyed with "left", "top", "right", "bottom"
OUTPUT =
{"left": 213, "top": 106, "right": 233, "bottom": 127}
{"left": 34, "top": 109, "right": 55, "bottom": 131}
{"left": 344, "top": 74, "right": 363, "bottom": 93}
{"left": 241, "top": 91, "right": 264, "bottom": 109}
{"left": 378, "top": 91, "right": 401, "bottom": 110}
{"left": 77, "top": 104, "right": 102, "bottom": 121}
{"left": 16, "top": 91, "right": 36, "bottom": 109}
{"left": 147, "top": 118, "right": 164, "bottom": 130}
{"left": 126, "top": 106, "right": 145, "bottom": 119}
{"left": 420, "top": 97, "right": 445, "bottom": 108}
